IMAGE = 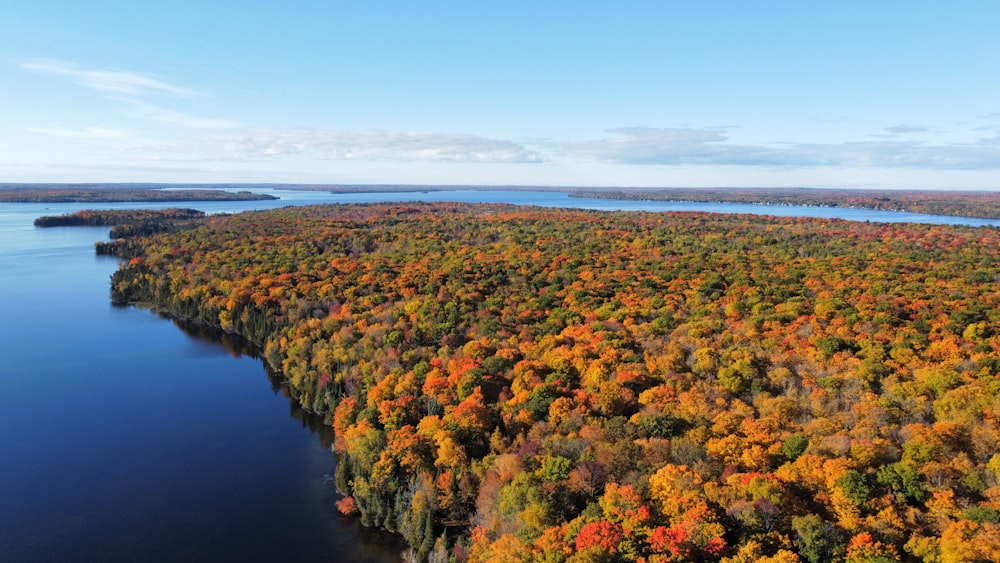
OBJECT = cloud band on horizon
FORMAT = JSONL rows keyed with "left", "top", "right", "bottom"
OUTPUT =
{"left": 561, "top": 126, "right": 1000, "bottom": 170}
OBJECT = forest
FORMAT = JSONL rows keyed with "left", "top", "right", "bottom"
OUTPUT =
{"left": 100, "top": 202, "right": 1000, "bottom": 562}
{"left": 571, "top": 188, "right": 1000, "bottom": 221}
{"left": 0, "top": 184, "right": 276, "bottom": 203}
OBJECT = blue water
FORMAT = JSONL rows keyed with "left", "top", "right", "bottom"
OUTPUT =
{"left": 0, "top": 200, "right": 403, "bottom": 562}
{"left": 0, "top": 189, "right": 996, "bottom": 562}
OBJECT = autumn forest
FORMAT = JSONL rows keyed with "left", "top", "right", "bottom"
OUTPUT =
{"left": 97, "top": 202, "right": 1000, "bottom": 562}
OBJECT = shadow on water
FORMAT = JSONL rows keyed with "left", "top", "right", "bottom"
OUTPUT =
{"left": 164, "top": 314, "right": 338, "bottom": 447}
{"left": 164, "top": 313, "right": 261, "bottom": 357}
{"left": 158, "top": 314, "right": 408, "bottom": 561}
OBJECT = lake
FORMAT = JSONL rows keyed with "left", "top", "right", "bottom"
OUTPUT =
{"left": 1, "top": 189, "right": 997, "bottom": 562}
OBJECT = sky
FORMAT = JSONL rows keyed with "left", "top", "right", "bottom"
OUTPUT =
{"left": 2, "top": 1, "right": 1000, "bottom": 189}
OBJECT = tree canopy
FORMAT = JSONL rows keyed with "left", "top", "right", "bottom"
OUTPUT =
{"left": 104, "top": 202, "right": 1000, "bottom": 562}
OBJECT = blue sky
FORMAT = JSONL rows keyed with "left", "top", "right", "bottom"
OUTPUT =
{"left": 2, "top": 1, "right": 1000, "bottom": 188}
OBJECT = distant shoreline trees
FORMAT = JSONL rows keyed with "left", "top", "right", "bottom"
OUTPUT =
{"left": 572, "top": 187, "right": 1000, "bottom": 220}
{"left": 3, "top": 185, "right": 276, "bottom": 203}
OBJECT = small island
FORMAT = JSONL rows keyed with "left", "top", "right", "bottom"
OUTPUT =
{"left": 0, "top": 184, "right": 278, "bottom": 203}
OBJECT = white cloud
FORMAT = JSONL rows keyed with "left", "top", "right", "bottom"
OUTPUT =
{"left": 209, "top": 128, "right": 544, "bottom": 163}
{"left": 26, "top": 126, "right": 130, "bottom": 139}
{"left": 21, "top": 59, "right": 198, "bottom": 97}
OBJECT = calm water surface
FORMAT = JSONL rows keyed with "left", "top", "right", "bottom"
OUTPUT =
{"left": 1, "top": 189, "right": 997, "bottom": 562}
{"left": 0, "top": 198, "right": 405, "bottom": 562}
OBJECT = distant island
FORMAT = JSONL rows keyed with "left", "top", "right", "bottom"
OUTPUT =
{"left": 0, "top": 184, "right": 278, "bottom": 203}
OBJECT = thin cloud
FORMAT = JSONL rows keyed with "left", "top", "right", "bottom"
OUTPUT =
{"left": 791, "top": 140, "right": 1000, "bottom": 169}
{"left": 21, "top": 59, "right": 198, "bottom": 97}
{"left": 116, "top": 98, "right": 241, "bottom": 129}
{"left": 210, "top": 128, "right": 544, "bottom": 163}
{"left": 564, "top": 127, "right": 789, "bottom": 166}
{"left": 973, "top": 115, "right": 1000, "bottom": 134}
{"left": 882, "top": 124, "right": 929, "bottom": 135}
{"left": 562, "top": 127, "right": 1000, "bottom": 170}
{"left": 26, "top": 126, "right": 130, "bottom": 139}
{"left": 20, "top": 59, "right": 240, "bottom": 131}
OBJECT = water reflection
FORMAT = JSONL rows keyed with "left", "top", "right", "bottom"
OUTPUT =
{"left": 166, "top": 314, "right": 260, "bottom": 358}
{"left": 166, "top": 316, "right": 339, "bottom": 451}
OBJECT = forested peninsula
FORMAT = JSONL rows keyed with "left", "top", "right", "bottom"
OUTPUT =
{"left": 0, "top": 184, "right": 276, "bottom": 203}
{"left": 101, "top": 203, "right": 1000, "bottom": 562}
{"left": 571, "top": 188, "right": 1000, "bottom": 220}
{"left": 35, "top": 208, "right": 205, "bottom": 227}
{"left": 35, "top": 208, "right": 209, "bottom": 244}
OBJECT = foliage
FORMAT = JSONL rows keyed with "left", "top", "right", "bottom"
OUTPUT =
{"left": 99, "top": 202, "right": 1000, "bottom": 561}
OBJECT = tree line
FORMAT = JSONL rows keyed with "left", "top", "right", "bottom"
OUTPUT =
{"left": 3, "top": 185, "right": 276, "bottom": 203}
{"left": 35, "top": 208, "right": 206, "bottom": 227}
{"left": 572, "top": 188, "right": 1000, "bottom": 220}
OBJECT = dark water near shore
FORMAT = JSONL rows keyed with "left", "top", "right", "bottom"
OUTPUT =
{"left": 1, "top": 188, "right": 997, "bottom": 562}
